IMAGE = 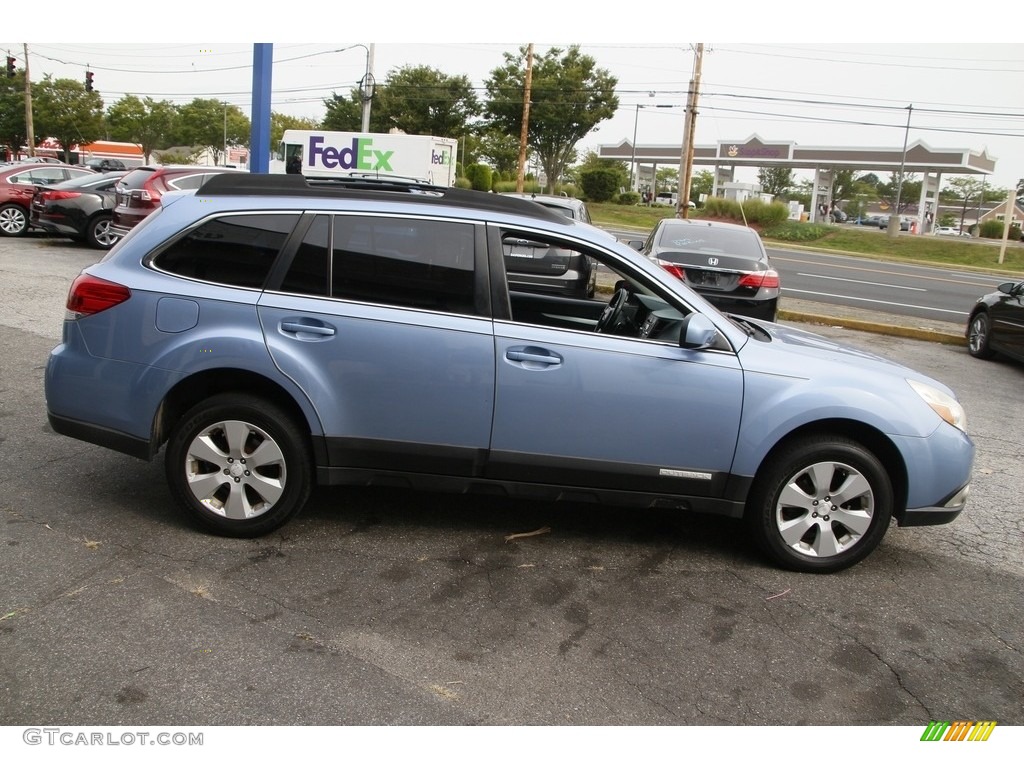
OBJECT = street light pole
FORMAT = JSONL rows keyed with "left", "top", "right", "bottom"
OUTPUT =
{"left": 630, "top": 104, "right": 639, "bottom": 193}
{"left": 887, "top": 103, "right": 912, "bottom": 238}
{"left": 222, "top": 102, "right": 227, "bottom": 166}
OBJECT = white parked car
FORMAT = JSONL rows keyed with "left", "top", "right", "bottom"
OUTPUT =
{"left": 935, "top": 226, "right": 971, "bottom": 238}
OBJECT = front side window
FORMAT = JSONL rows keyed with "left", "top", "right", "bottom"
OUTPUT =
{"left": 152, "top": 213, "right": 299, "bottom": 288}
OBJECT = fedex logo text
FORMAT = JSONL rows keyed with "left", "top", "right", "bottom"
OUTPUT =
{"left": 308, "top": 137, "right": 394, "bottom": 172}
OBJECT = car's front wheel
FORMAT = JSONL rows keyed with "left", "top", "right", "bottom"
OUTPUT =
{"left": 0, "top": 203, "right": 29, "bottom": 236}
{"left": 165, "top": 394, "right": 312, "bottom": 537}
{"left": 746, "top": 435, "right": 893, "bottom": 573}
{"left": 967, "top": 312, "right": 994, "bottom": 359}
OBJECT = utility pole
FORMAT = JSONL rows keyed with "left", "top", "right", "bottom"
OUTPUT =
{"left": 23, "top": 43, "right": 34, "bottom": 158}
{"left": 676, "top": 43, "right": 703, "bottom": 219}
{"left": 515, "top": 43, "right": 534, "bottom": 194}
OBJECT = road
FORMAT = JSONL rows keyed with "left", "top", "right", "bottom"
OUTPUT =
{"left": 769, "top": 246, "right": 1010, "bottom": 327}
{"left": 608, "top": 225, "right": 1018, "bottom": 329}
{"left": 1, "top": 235, "right": 1022, "bottom": 737}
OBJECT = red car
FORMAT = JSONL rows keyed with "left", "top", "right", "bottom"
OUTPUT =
{"left": 0, "top": 162, "right": 95, "bottom": 237}
{"left": 110, "top": 165, "right": 245, "bottom": 237}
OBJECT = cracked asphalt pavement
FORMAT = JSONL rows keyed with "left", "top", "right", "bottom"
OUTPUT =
{"left": 1, "top": 236, "right": 1022, "bottom": 726}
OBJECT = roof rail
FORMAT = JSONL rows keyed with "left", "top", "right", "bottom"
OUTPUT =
{"left": 195, "top": 173, "right": 567, "bottom": 223}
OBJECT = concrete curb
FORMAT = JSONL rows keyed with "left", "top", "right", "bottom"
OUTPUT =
{"left": 778, "top": 308, "right": 966, "bottom": 346}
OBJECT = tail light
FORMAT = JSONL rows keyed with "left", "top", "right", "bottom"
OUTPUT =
{"left": 737, "top": 270, "right": 780, "bottom": 289}
{"left": 41, "top": 190, "right": 82, "bottom": 201}
{"left": 656, "top": 260, "right": 687, "bottom": 281}
{"left": 130, "top": 189, "right": 157, "bottom": 203}
{"left": 65, "top": 275, "right": 131, "bottom": 318}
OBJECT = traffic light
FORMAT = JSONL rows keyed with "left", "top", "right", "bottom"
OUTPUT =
{"left": 5, "top": 56, "right": 15, "bottom": 78}
{"left": 85, "top": 70, "right": 94, "bottom": 92}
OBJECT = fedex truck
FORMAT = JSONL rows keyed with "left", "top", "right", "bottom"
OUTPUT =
{"left": 272, "top": 131, "right": 458, "bottom": 186}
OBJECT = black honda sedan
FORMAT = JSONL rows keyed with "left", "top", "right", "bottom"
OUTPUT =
{"left": 630, "top": 218, "right": 780, "bottom": 321}
{"left": 30, "top": 171, "right": 124, "bottom": 249}
{"left": 966, "top": 280, "right": 1024, "bottom": 364}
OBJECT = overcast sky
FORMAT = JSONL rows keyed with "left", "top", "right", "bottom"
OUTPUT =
{"left": 5, "top": 10, "right": 1022, "bottom": 190}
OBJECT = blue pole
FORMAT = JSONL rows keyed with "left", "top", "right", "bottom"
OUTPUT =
{"left": 250, "top": 43, "right": 273, "bottom": 173}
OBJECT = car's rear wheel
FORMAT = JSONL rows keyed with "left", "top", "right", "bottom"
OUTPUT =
{"left": 0, "top": 203, "right": 29, "bottom": 236}
{"left": 165, "top": 394, "right": 312, "bottom": 537}
{"left": 746, "top": 435, "right": 893, "bottom": 573}
{"left": 967, "top": 312, "right": 994, "bottom": 359}
{"left": 86, "top": 214, "right": 119, "bottom": 249}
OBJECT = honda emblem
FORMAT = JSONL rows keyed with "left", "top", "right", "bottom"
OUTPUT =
{"left": 707, "top": 257, "right": 719, "bottom": 266}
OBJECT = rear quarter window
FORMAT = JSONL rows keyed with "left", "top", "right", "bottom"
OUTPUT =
{"left": 151, "top": 213, "right": 299, "bottom": 289}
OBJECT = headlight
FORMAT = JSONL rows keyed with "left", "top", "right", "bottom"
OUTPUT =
{"left": 908, "top": 379, "right": 967, "bottom": 432}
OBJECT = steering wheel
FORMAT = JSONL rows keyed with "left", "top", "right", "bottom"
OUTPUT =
{"left": 594, "top": 286, "right": 631, "bottom": 334}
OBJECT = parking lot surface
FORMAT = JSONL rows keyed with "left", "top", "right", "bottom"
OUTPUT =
{"left": 1, "top": 235, "right": 1022, "bottom": 726}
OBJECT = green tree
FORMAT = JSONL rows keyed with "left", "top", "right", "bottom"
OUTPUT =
{"left": 757, "top": 166, "right": 795, "bottom": 198}
{"left": 322, "top": 65, "right": 479, "bottom": 139}
{"left": 33, "top": 77, "right": 104, "bottom": 162}
{"left": 322, "top": 89, "right": 365, "bottom": 132}
{"left": 942, "top": 176, "right": 986, "bottom": 230}
{"left": 173, "top": 99, "right": 250, "bottom": 165}
{"left": 689, "top": 169, "right": 713, "bottom": 204}
{"left": 477, "top": 129, "right": 521, "bottom": 176}
{"left": 0, "top": 70, "right": 29, "bottom": 157}
{"left": 270, "top": 112, "right": 320, "bottom": 149}
{"left": 877, "top": 171, "right": 921, "bottom": 215}
{"left": 106, "top": 95, "right": 177, "bottom": 163}
{"left": 486, "top": 46, "right": 618, "bottom": 193}
{"left": 378, "top": 65, "right": 479, "bottom": 138}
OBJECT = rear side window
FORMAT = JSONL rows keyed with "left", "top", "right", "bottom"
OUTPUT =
{"left": 152, "top": 214, "right": 299, "bottom": 289}
{"left": 281, "top": 214, "right": 477, "bottom": 315}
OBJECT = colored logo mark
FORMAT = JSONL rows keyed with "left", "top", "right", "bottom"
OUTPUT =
{"left": 920, "top": 721, "right": 997, "bottom": 742}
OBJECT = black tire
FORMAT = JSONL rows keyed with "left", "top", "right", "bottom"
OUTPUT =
{"left": 746, "top": 435, "right": 893, "bottom": 573}
{"left": 967, "top": 311, "right": 994, "bottom": 360}
{"left": 86, "top": 213, "right": 119, "bottom": 249}
{"left": 165, "top": 394, "right": 312, "bottom": 537}
{"left": 0, "top": 203, "right": 29, "bottom": 237}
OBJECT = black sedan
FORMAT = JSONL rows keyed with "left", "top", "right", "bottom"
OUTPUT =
{"left": 629, "top": 218, "right": 779, "bottom": 321}
{"left": 30, "top": 171, "right": 124, "bottom": 249}
{"left": 966, "top": 280, "right": 1024, "bottom": 364}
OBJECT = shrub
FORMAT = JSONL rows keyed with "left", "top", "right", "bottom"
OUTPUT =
{"left": 464, "top": 164, "right": 493, "bottom": 192}
{"left": 763, "top": 221, "right": 832, "bottom": 242}
{"left": 579, "top": 168, "right": 620, "bottom": 202}
{"left": 979, "top": 219, "right": 1007, "bottom": 239}
{"left": 453, "top": 177, "right": 473, "bottom": 190}
{"left": 617, "top": 191, "right": 641, "bottom": 206}
{"left": 700, "top": 196, "right": 789, "bottom": 227}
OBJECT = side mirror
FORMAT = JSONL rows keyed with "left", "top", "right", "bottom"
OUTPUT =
{"left": 998, "top": 281, "right": 1022, "bottom": 296}
{"left": 626, "top": 240, "right": 644, "bottom": 251}
{"left": 679, "top": 313, "right": 720, "bottom": 350}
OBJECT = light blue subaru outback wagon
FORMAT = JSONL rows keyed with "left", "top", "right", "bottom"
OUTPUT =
{"left": 45, "top": 174, "right": 974, "bottom": 572}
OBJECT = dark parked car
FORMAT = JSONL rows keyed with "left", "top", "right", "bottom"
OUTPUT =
{"left": 110, "top": 165, "right": 245, "bottom": 237}
{"left": 31, "top": 170, "right": 125, "bottom": 249}
{"left": 0, "top": 162, "right": 95, "bottom": 237}
{"left": 83, "top": 158, "right": 127, "bottom": 172}
{"left": 966, "top": 280, "right": 1024, "bottom": 364}
{"left": 631, "top": 218, "right": 780, "bottom": 321}
{"left": 878, "top": 215, "right": 910, "bottom": 232}
{"left": 44, "top": 173, "right": 974, "bottom": 573}
{"left": 499, "top": 193, "right": 598, "bottom": 298}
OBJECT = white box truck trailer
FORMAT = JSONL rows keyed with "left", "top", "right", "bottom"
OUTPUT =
{"left": 272, "top": 131, "right": 458, "bottom": 186}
